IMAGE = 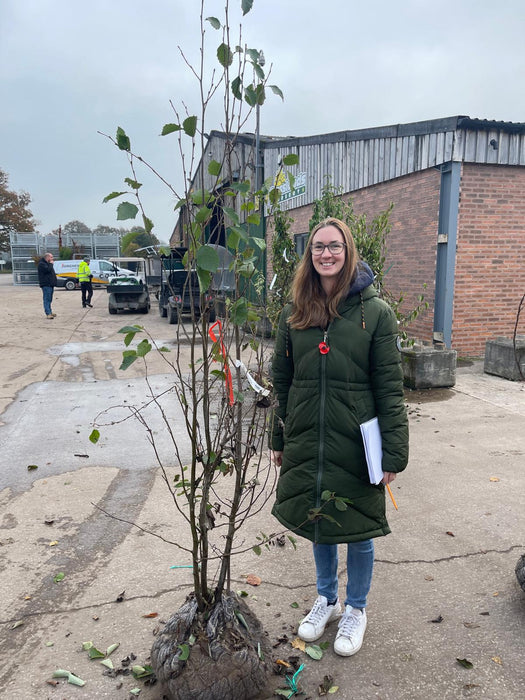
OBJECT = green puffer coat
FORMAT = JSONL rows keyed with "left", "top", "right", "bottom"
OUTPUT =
{"left": 270, "top": 264, "right": 409, "bottom": 544}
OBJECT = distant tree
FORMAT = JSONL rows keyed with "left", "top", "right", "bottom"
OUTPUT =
{"left": 0, "top": 168, "right": 36, "bottom": 251}
{"left": 61, "top": 220, "right": 92, "bottom": 234}
{"left": 121, "top": 226, "right": 160, "bottom": 256}
{"left": 93, "top": 224, "right": 129, "bottom": 236}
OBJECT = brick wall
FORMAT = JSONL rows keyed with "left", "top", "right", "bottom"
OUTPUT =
{"left": 454, "top": 163, "right": 525, "bottom": 356}
{"left": 268, "top": 169, "right": 441, "bottom": 343}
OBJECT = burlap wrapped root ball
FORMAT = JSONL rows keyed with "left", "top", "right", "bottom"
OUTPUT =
{"left": 151, "top": 592, "right": 271, "bottom": 700}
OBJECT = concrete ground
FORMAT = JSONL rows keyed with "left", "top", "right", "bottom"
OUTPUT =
{"left": 0, "top": 273, "right": 524, "bottom": 700}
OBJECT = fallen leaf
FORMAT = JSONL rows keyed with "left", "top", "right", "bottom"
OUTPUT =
{"left": 276, "top": 659, "right": 291, "bottom": 668}
{"left": 53, "top": 572, "right": 65, "bottom": 583}
{"left": 27, "top": 464, "right": 38, "bottom": 471}
{"left": 446, "top": 531, "right": 455, "bottom": 537}
{"left": 116, "top": 590, "right": 125, "bottom": 602}
{"left": 318, "top": 675, "right": 334, "bottom": 695}
{"left": 463, "top": 622, "right": 480, "bottom": 629}
{"left": 24, "top": 595, "right": 31, "bottom": 600}
{"left": 489, "top": 477, "right": 500, "bottom": 482}
{"left": 493, "top": 591, "right": 499, "bottom": 597}
{"left": 49, "top": 541, "right": 58, "bottom": 547}
{"left": 100, "top": 658, "right": 114, "bottom": 669}
{"left": 463, "top": 684, "right": 481, "bottom": 690}
{"left": 46, "top": 679, "right": 59, "bottom": 687}
{"left": 430, "top": 615, "right": 443, "bottom": 623}
{"left": 491, "top": 656, "right": 502, "bottom": 665}
{"left": 11, "top": 620, "right": 24, "bottom": 629}
{"left": 106, "top": 643, "right": 120, "bottom": 656}
{"left": 142, "top": 612, "right": 158, "bottom": 618}
{"left": 424, "top": 575, "right": 434, "bottom": 581}
{"left": 305, "top": 644, "right": 323, "bottom": 660}
{"left": 291, "top": 637, "right": 306, "bottom": 652}
{"left": 246, "top": 574, "right": 262, "bottom": 586}
{"left": 456, "top": 658, "right": 474, "bottom": 669}
{"left": 290, "top": 602, "right": 299, "bottom": 608}
{"left": 329, "top": 688, "right": 339, "bottom": 695}
{"left": 52, "top": 669, "right": 86, "bottom": 686}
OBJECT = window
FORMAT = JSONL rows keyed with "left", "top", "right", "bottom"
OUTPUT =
{"left": 294, "top": 232, "right": 309, "bottom": 257}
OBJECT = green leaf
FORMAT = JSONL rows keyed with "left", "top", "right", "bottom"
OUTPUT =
{"left": 250, "top": 236, "right": 265, "bottom": 251}
{"left": 116, "top": 202, "right": 139, "bottom": 221}
{"left": 132, "top": 664, "right": 154, "bottom": 679}
{"left": 229, "top": 180, "right": 251, "bottom": 195}
{"left": 206, "top": 16, "right": 221, "bottom": 29}
{"left": 283, "top": 153, "right": 299, "bottom": 166}
{"left": 124, "top": 177, "right": 142, "bottom": 190}
{"left": 196, "top": 245, "right": 220, "bottom": 273}
{"left": 274, "top": 690, "right": 294, "bottom": 699}
{"left": 305, "top": 644, "right": 324, "bottom": 660}
{"left": 102, "top": 191, "right": 126, "bottom": 204}
{"left": 334, "top": 498, "right": 348, "bottom": 512}
{"left": 208, "top": 159, "right": 222, "bottom": 176}
{"left": 244, "top": 84, "right": 257, "bottom": 107}
{"left": 120, "top": 350, "right": 138, "bottom": 371}
{"left": 287, "top": 535, "right": 297, "bottom": 550}
{"left": 241, "top": 0, "right": 254, "bottom": 15}
{"left": 136, "top": 339, "right": 152, "bottom": 357}
{"left": 457, "top": 658, "right": 474, "bottom": 669}
{"left": 246, "top": 48, "right": 261, "bottom": 63}
{"left": 88, "top": 646, "right": 105, "bottom": 659}
{"left": 195, "top": 206, "right": 212, "bottom": 224}
{"left": 290, "top": 602, "right": 299, "bottom": 608}
{"left": 321, "top": 490, "right": 333, "bottom": 501}
{"left": 178, "top": 644, "right": 190, "bottom": 661}
{"left": 196, "top": 267, "right": 212, "bottom": 293}
{"left": 234, "top": 610, "right": 249, "bottom": 630}
{"left": 143, "top": 215, "right": 154, "bottom": 234}
{"left": 227, "top": 228, "right": 241, "bottom": 250}
{"left": 217, "top": 42, "right": 233, "bottom": 67}
{"left": 231, "top": 76, "right": 242, "bottom": 100}
{"left": 223, "top": 206, "right": 240, "bottom": 225}
{"left": 253, "top": 63, "right": 265, "bottom": 81}
{"left": 89, "top": 429, "right": 100, "bottom": 444}
{"left": 119, "top": 324, "right": 143, "bottom": 334}
{"left": 116, "top": 126, "right": 130, "bottom": 151}
{"left": 27, "top": 464, "right": 38, "bottom": 471}
{"left": 161, "top": 123, "right": 181, "bottom": 136}
{"left": 53, "top": 669, "right": 86, "bottom": 686}
{"left": 100, "top": 658, "right": 114, "bottom": 669}
{"left": 106, "top": 643, "right": 120, "bottom": 656}
{"left": 246, "top": 213, "right": 261, "bottom": 226}
{"left": 252, "top": 545, "right": 262, "bottom": 556}
{"left": 183, "top": 116, "right": 198, "bottom": 137}
{"left": 191, "top": 188, "right": 211, "bottom": 206}
{"left": 270, "top": 84, "right": 284, "bottom": 100}
{"left": 230, "top": 297, "right": 249, "bottom": 325}
{"left": 268, "top": 187, "right": 281, "bottom": 206}
{"left": 53, "top": 572, "right": 65, "bottom": 583}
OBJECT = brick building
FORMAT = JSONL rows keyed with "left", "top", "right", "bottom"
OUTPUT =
{"left": 173, "top": 117, "right": 525, "bottom": 356}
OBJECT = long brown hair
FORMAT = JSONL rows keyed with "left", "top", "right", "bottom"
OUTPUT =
{"left": 289, "top": 217, "right": 359, "bottom": 329}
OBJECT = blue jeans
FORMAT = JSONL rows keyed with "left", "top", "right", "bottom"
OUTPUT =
{"left": 42, "top": 286, "right": 54, "bottom": 315}
{"left": 313, "top": 539, "right": 375, "bottom": 609}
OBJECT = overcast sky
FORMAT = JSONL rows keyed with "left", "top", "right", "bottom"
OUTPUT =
{"left": 2, "top": 0, "right": 524, "bottom": 242}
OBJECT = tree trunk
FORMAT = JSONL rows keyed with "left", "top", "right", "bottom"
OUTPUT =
{"left": 516, "top": 554, "right": 525, "bottom": 591}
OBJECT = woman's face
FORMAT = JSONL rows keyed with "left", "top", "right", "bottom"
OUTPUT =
{"left": 310, "top": 224, "right": 346, "bottom": 289}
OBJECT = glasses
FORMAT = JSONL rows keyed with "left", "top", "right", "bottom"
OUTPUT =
{"left": 311, "top": 242, "right": 346, "bottom": 256}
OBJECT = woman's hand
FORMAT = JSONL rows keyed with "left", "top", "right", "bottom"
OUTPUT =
{"left": 270, "top": 450, "right": 283, "bottom": 467}
{"left": 382, "top": 471, "right": 396, "bottom": 485}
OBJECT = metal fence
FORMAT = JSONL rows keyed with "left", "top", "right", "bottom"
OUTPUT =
{"left": 10, "top": 232, "right": 121, "bottom": 285}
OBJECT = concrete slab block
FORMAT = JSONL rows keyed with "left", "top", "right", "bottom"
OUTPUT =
{"left": 401, "top": 346, "right": 457, "bottom": 389}
{"left": 484, "top": 335, "right": 525, "bottom": 381}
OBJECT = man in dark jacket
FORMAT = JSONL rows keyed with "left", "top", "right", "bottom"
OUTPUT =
{"left": 37, "top": 252, "right": 57, "bottom": 319}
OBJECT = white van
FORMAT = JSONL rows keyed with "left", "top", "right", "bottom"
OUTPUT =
{"left": 54, "top": 259, "right": 131, "bottom": 290}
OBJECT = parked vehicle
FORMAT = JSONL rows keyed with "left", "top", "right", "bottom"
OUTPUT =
{"left": 108, "top": 256, "right": 162, "bottom": 296}
{"left": 107, "top": 276, "right": 150, "bottom": 314}
{"left": 158, "top": 246, "right": 235, "bottom": 324}
{"left": 54, "top": 259, "right": 131, "bottom": 290}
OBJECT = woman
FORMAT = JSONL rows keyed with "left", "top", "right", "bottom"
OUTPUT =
{"left": 270, "top": 217, "right": 408, "bottom": 656}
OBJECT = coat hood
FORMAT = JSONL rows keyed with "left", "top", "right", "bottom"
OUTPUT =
{"left": 347, "top": 261, "right": 375, "bottom": 297}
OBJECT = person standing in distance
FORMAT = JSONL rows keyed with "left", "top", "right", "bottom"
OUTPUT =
{"left": 270, "top": 217, "right": 408, "bottom": 657}
{"left": 78, "top": 256, "right": 93, "bottom": 308}
{"left": 37, "top": 252, "right": 57, "bottom": 319}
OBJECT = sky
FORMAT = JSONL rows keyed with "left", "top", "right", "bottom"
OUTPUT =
{"left": 2, "top": 0, "right": 525, "bottom": 242}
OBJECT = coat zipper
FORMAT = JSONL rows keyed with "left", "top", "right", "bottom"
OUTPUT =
{"left": 315, "top": 326, "right": 331, "bottom": 542}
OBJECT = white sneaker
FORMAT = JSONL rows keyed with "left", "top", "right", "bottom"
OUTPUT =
{"left": 298, "top": 595, "right": 341, "bottom": 642}
{"left": 334, "top": 605, "right": 367, "bottom": 656}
